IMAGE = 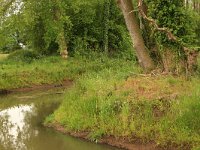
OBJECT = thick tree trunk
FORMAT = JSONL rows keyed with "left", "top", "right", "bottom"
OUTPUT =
{"left": 117, "top": 0, "right": 155, "bottom": 72}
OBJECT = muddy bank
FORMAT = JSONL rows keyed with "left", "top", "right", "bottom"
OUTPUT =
{"left": 46, "top": 124, "right": 158, "bottom": 150}
{"left": 0, "top": 79, "right": 73, "bottom": 95}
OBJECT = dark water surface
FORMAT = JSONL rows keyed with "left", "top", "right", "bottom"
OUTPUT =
{"left": 0, "top": 89, "right": 119, "bottom": 150}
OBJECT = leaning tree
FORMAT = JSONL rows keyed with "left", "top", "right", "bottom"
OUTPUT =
{"left": 117, "top": 0, "right": 199, "bottom": 74}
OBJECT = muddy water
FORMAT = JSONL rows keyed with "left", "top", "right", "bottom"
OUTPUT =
{"left": 0, "top": 89, "right": 119, "bottom": 150}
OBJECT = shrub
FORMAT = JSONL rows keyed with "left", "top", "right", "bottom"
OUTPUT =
{"left": 7, "top": 50, "right": 42, "bottom": 63}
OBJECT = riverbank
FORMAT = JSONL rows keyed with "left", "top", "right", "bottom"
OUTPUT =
{"left": 0, "top": 79, "right": 73, "bottom": 95}
{"left": 0, "top": 56, "right": 91, "bottom": 91}
{"left": 45, "top": 72, "right": 200, "bottom": 150}
{"left": 47, "top": 123, "right": 157, "bottom": 150}
{"left": 44, "top": 56, "right": 200, "bottom": 150}
{"left": 1, "top": 55, "right": 200, "bottom": 149}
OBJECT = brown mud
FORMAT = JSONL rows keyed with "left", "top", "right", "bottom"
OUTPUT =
{"left": 47, "top": 124, "right": 159, "bottom": 150}
{"left": 0, "top": 79, "right": 73, "bottom": 95}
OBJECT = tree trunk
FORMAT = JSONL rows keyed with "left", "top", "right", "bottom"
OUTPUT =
{"left": 58, "top": 30, "right": 68, "bottom": 59}
{"left": 139, "top": 2, "right": 162, "bottom": 66}
{"left": 103, "top": 0, "right": 111, "bottom": 55}
{"left": 54, "top": 0, "right": 68, "bottom": 59}
{"left": 117, "top": 0, "right": 155, "bottom": 72}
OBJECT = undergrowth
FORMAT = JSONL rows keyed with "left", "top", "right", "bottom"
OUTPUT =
{"left": 45, "top": 56, "right": 200, "bottom": 149}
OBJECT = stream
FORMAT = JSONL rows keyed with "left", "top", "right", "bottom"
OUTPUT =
{"left": 0, "top": 88, "right": 119, "bottom": 150}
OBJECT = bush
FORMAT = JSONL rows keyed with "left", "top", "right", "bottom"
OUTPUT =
{"left": 7, "top": 50, "right": 42, "bottom": 63}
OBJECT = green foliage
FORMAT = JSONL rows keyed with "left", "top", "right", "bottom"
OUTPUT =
{"left": 194, "top": 12, "right": 200, "bottom": 47}
{"left": 159, "top": 84, "right": 200, "bottom": 148}
{"left": 0, "top": 53, "right": 200, "bottom": 149}
{"left": 48, "top": 56, "right": 138, "bottom": 132}
{"left": 0, "top": 56, "right": 67, "bottom": 90}
{"left": 0, "top": 0, "right": 133, "bottom": 58}
{"left": 7, "top": 50, "right": 41, "bottom": 63}
{"left": 0, "top": 13, "right": 26, "bottom": 53}
{"left": 0, "top": 54, "right": 137, "bottom": 90}
{"left": 0, "top": 54, "right": 9, "bottom": 61}
{"left": 102, "top": 0, "right": 111, "bottom": 54}
{"left": 145, "top": 0, "right": 199, "bottom": 50}
{"left": 66, "top": 0, "right": 132, "bottom": 57}
{"left": 1, "top": 0, "right": 200, "bottom": 149}
{"left": 175, "top": 95, "right": 200, "bottom": 135}
{"left": 48, "top": 71, "right": 200, "bottom": 149}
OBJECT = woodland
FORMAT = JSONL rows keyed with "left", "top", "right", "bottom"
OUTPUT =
{"left": 0, "top": 0, "right": 200, "bottom": 149}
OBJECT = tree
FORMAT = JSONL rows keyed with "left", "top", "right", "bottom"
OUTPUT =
{"left": 117, "top": 0, "right": 155, "bottom": 72}
{"left": 53, "top": 0, "right": 68, "bottom": 59}
{"left": 117, "top": 0, "right": 199, "bottom": 74}
{"left": 103, "top": 0, "right": 111, "bottom": 54}
{"left": 145, "top": 0, "right": 199, "bottom": 73}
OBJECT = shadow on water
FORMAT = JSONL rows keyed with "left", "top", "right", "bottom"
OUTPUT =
{"left": 0, "top": 89, "right": 119, "bottom": 150}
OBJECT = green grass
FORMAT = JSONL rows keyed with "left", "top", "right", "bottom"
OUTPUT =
{"left": 48, "top": 78, "right": 200, "bottom": 148}
{"left": 0, "top": 55, "right": 105, "bottom": 90}
{"left": 0, "top": 56, "right": 69, "bottom": 90}
{"left": 1, "top": 53, "right": 200, "bottom": 149}
{"left": 44, "top": 56, "right": 200, "bottom": 149}
{"left": 0, "top": 54, "right": 138, "bottom": 90}
{"left": 0, "top": 54, "right": 9, "bottom": 61}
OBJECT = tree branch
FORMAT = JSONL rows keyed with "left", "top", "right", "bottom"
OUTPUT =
{"left": 138, "top": 0, "right": 177, "bottom": 41}
{"left": 137, "top": 0, "right": 199, "bottom": 73}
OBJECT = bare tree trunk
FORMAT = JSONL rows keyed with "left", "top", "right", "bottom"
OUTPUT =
{"left": 117, "top": 0, "right": 155, "bottom": 72}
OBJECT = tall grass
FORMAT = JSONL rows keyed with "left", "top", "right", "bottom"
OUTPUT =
{"left": 1, "top": 52, "right": 200, "bottom": 149}
{"left": 0, "top": 56, "right": 66, "bottom": 89}
{"left": 0, "top": 53, "right": 138, "bottom": 90}
{"left": 46, "top": 57, "right": 200, "bottom": 149}
{"left": 0, "top": 55, "right": 93, "bottom": 90}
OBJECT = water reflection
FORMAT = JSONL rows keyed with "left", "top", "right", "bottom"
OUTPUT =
{"left": 0, "top": 105, "right": 35, "bottom": 150}
{"left": 0, "top": 90, "right": 119, "bottom": 150}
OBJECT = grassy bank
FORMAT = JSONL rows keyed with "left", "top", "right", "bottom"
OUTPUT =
{"left": 44, "top": 56, "right": 200, "bottom": 149}
{"left": 1, "top": 53, "right": 200, "bottom": 149}
{"left": 0, "top": 55, "right": 113, "bottom": 90}
{"left": 0, "top": 56, "right": 68, "bottom": 90}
